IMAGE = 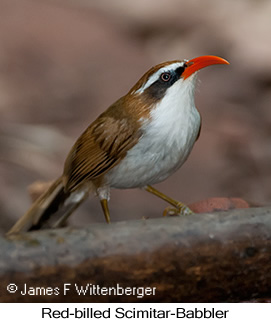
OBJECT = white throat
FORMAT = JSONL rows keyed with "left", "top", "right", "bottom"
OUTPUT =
{"left": 148, "top": 73, "right": 198, "bottom": 148}
{"left": 106, "top": 74, "right": 201, "bottom": 189}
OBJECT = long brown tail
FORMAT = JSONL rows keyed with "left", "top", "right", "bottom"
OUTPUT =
{"left": 7, "top": 177, "right": 88, "bottom": 235}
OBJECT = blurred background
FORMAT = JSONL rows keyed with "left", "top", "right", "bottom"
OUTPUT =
{"left": 1, "top": 0, "right": 271, "bottom": 233}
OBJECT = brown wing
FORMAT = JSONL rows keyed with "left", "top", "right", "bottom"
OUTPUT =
{"left": 63, "top": 115, "right": 141, "bottom": 191}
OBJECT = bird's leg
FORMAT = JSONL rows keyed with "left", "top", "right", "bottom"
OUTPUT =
{"left": 96, "top": 187, "right": 111, "bottom": 223}
{"left": 100, "top": 199, "right": 111, "bottom": 223}
{"left": 145, "top": 185, "right": 193, "bottom": 216}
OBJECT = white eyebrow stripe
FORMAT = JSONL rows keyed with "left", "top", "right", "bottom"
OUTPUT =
{"left": 135, "top": 62, "right": 185, "bottom": 94}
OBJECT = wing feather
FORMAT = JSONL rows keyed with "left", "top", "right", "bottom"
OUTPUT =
{"left": 63, "top": 114, "right": 141, "bottom": 191}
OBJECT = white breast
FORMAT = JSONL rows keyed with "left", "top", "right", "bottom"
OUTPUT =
{"left": 106, "top": 74, "right": 201, "bottom": 189}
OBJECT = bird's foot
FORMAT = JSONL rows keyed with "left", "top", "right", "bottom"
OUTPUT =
{"left": 163, "top": 202, "right": 193, "bottom": 217}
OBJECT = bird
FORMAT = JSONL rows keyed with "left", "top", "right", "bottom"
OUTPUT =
{"left": 7, "top": 55, "right": 229, "bottom": 235}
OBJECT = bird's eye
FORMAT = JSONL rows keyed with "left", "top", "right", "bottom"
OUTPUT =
{"left": 160, "top": 72, "right": 171, "bottom": 82}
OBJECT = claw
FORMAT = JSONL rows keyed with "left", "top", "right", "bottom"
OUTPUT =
{"left": 163, "top": 204, "right": 193, "bottom": 217}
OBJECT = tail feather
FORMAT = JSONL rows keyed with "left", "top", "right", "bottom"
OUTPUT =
{"left": 7, "top": 177, "right": 88, "bottom": 235}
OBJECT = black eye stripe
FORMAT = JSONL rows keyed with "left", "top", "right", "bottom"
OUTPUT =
{"left": 176, "top": 66, "right": 185, "bottom": 76}
{"left": 159, "top": 65, "right": 185, "bottom": 83}
{"left": 142, "top": 64, "right": 185, "bottom": 102}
